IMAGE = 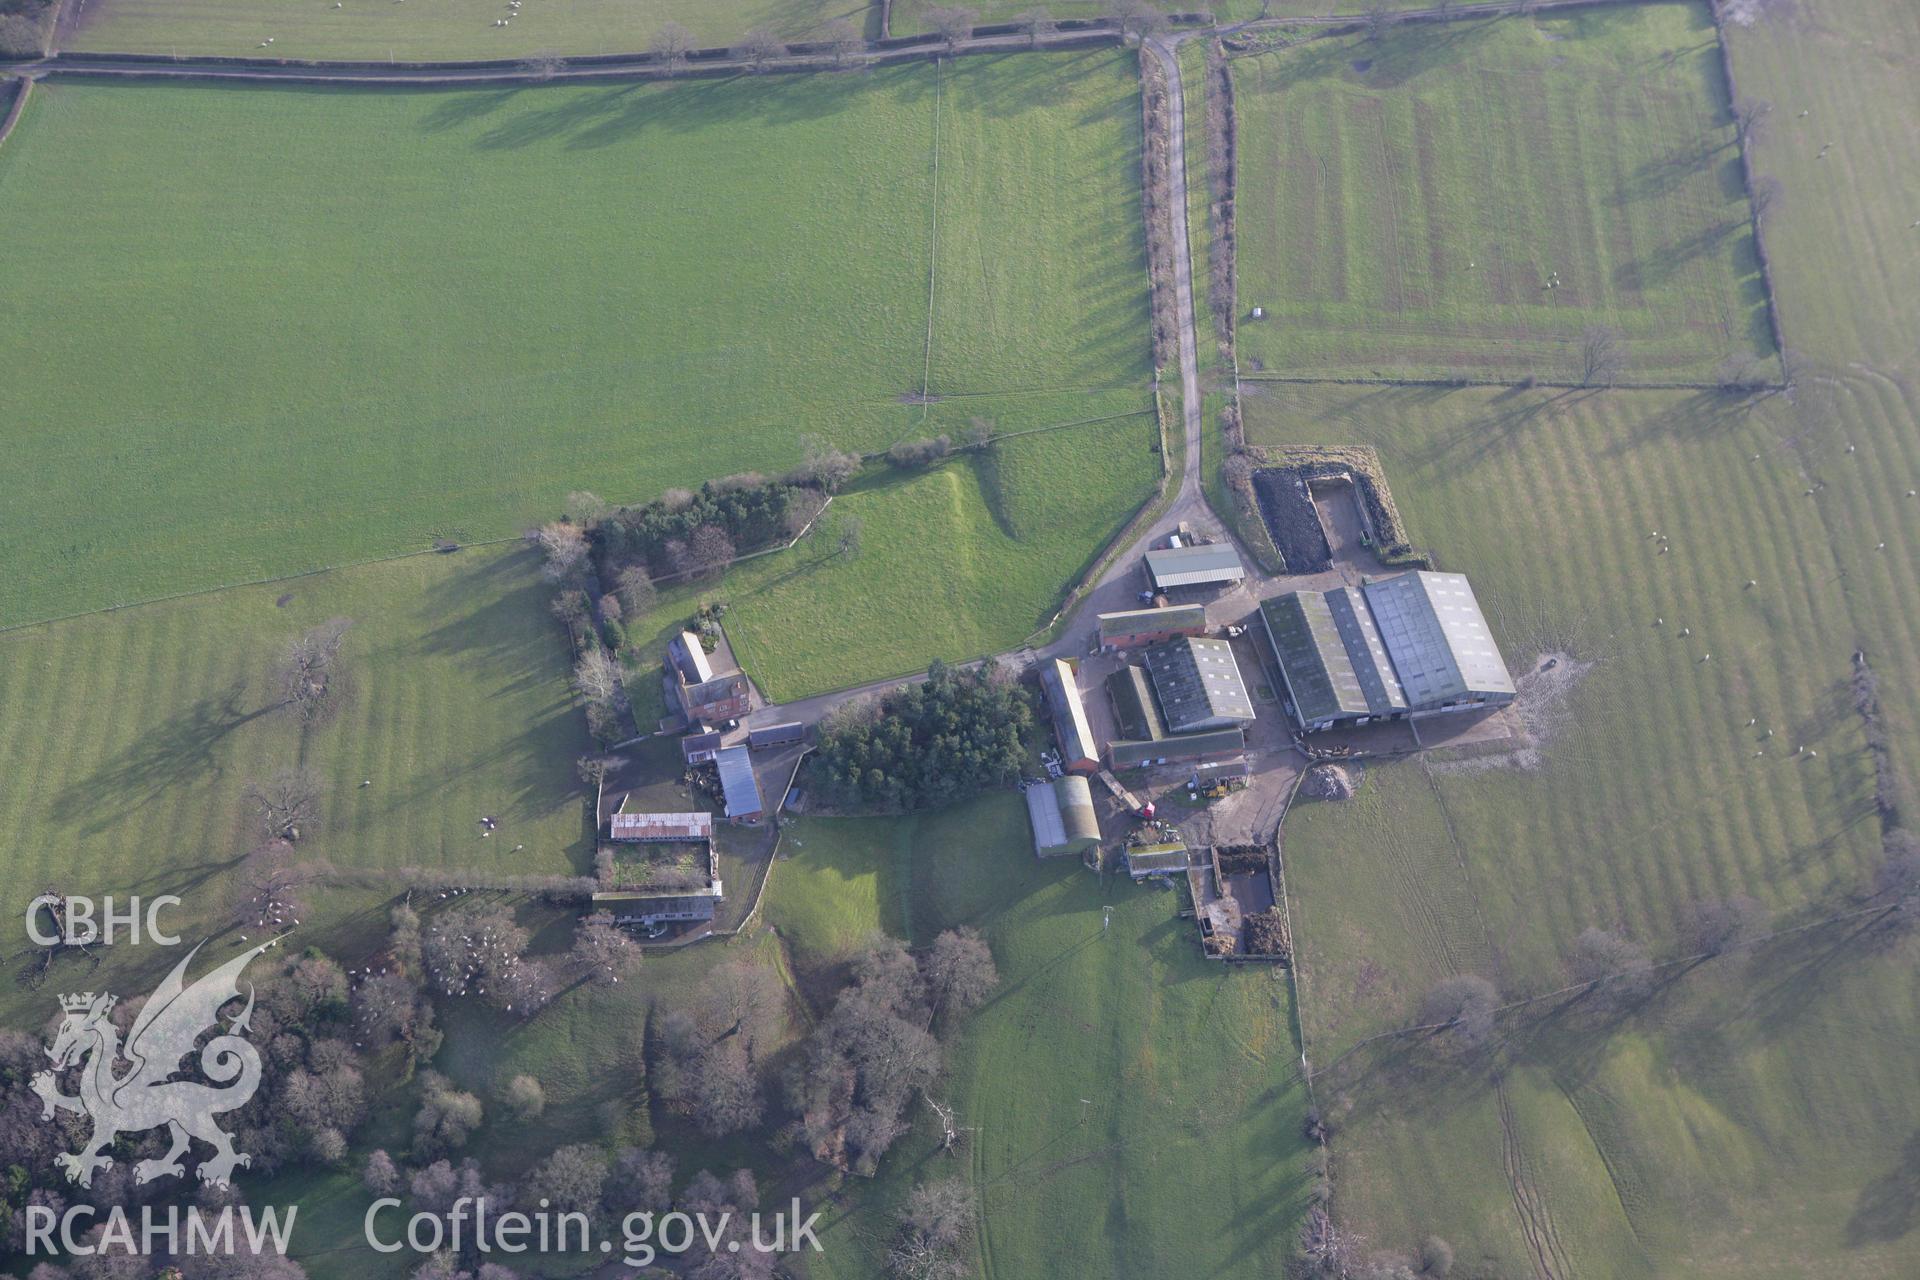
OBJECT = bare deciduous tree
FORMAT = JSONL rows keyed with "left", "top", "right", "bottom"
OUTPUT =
{"left": 1579, "top": 324, "right": 1627, "bottom": 387}
{"left": 571, "top": 911, "right": 641, "bottom": 986}
{"left": 821, "top": 16, "right": 864, "bottom": 69}
{"left": 522, "top": 49, "right": 565, "bottom": 81}
{"left": 573, "top": 648, "right": 623, "bottom": 707}
{"left": 615, "top": 564, "right": 658, "bottom": 616}
{"left": 922, "top": 927, "right": 997, "bottom": 1023}
{"left": 1418, "top": 974, "right": 1499, "bottom": 1047}
{"left": 1113, "top": 0, "right": 1168, "bottom": 40}
{"left": 686, "top": 523, "right": 737, "bottom": 577}
{"left": 1015, "top": 8, "right": 1056, "bottom": 47}
{"left": 734, "top": 26, "right": 787, "bottom": 71}
{"left": 924, "top": 5, "right": 976, "bottom": 50}
{"left": 1681, "top": 895, "right": 1765, "bottom": 955}
{"left": 529, "top": 520, "right": 590, "bottom": 583}
{"left": 1750, "top": 173, "right": 1784, "bottom": 222}
{"left": 838, "top": 514, "right": 866, "bottom": 559}
{"left": 279, "top": 617, "right": 353, "bottom": 725}
{"left": 650, "top": 20, "right": 695, "bottom": 74}
{"left": 886, "top": 1178, "right": 976, "bottom": 1279}
{"left": 1732, "top": 95, "right": 1772, "bottom": 147}
{"left": 1566, "top": 926, "right": 1652, "bottom": 1010}
{"left": 244, "top": 769, "right": 324, "bottom": 843}
{"left": 232, "top": 841, "right": 328, "bottom": 931}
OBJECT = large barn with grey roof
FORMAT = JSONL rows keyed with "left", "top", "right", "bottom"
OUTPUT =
{"left": 1262, "top": 571, "right": 1514, "bottom": 730}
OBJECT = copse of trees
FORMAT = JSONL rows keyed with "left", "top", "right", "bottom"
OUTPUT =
{"left": 594, "top": 477, "right": 800, "bottom": 579}
{"left": 812, "top": 661, "right": 1033, "bottom": 811}
{"left": 787, "top": 931, "right": 999, "bottom": 1176}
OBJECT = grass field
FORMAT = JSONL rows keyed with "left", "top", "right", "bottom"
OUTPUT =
{"left": 0, "top": 544, "right": 591, "bottom": 988}
{"left": 760, "top": 794, "right": 1314, "bottom": 1280}
{"left": 65, "top": 0, "right": 878, "bottom": 60}
{"left": 0, "top": 49, "right": 1150, "bottom": 631}
{"left": 1253, "top": 375, "right": 1920, "bottom": 1275}
{"left": 1231, "top": 3, "right": 1774, "bottom": 382}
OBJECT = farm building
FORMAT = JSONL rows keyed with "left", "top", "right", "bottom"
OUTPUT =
{"left": 1106, "top": 664, "right": 1169, "bottom": 743}
{"left": 1125, "top": 843, "right": 1190, "bottom": 880}
{"left": 748, "top": 721, "right": 806, "bottom": 750}
{"left": 1144, "top": 636, "right": 1256, "bottom": 733}
{"left": 1262, "top": 571, "right": 1513, "bottom": 729}
{"left": 1144, "top": 543, "right": 1245, "bottom": 592}
{"left": 591, "top": 888, "right": 721, "bottom": 928}
{"left": 681, "top": 729, "right": 725, "bottom": 766}
{"left": 1025, "top": 775, "right": 1102, "bottom": 858}
{"left": 714, "top": 745, "right": 764, "bottom": 822}
{"left": 609, "top": 811, "right": 714, "bottom": 843}
{"left": 1040, "top": 658, "right": 1099, "bottom": 774}
{"left": 1097, "top": 603, "right": 1208, "bottom": 651}
{"left": 1107, "top": 726, "right": 1245, "bottom": 770}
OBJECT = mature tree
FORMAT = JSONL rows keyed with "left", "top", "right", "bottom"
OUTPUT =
{"left": 821, "top": 16, "right": 864, "bottom": 68}
{"left": 244, "top": 768, "right": 325, "bottom": 843}
{"left": 1420, "top": 1235, "right": 1455, "bottom": 1277}
{"left": 352, "top": 970, "right": 423, "bottom": 1046}
{"left": 522, "top": 49, "right": 566, "bottom": 80}
{"left": 650, "top": 20, "right": 696, "bottom": 73}
{"left": 603, "top": 1147, "right": 675, "bottom": 1217}
{"left": 501, "top": 1073, "right": 546, "bottom": 1122}
{"left": 1015, "top": 8, "right": 1056, "bottom": 47}
{"left": 412, "top": 1074, "right": 485, "bottom": 1158}
{"left": 887, "top": 1179, "right": 976, "bottom": 1280}
{"left": 654, "top": 1010, "right": 766, "bottom": 1137}
{"left": 1418, "top": 974, "right": 1499, "bottom": 1048}
{"left": 1874, "top": 829, "right": 1920, "bottom": 929}
{"left": 733, "top": 26, "right": 787, "bottom": 71}
{"left": 1567, "top": 927, "right": 1652, "bottom": 1010}
{"left": 574, "top": 648, "right": 623, "bottom": 706}
{"left": 887, "top": 434, "right": 951, "bottom": 469}
{"left": 523, "top": 1144, "right": 608, "bottom": 1216}
{"left": 279, "top": 617, "right": 353, "bottom": 724}
{"left": 363, "top": 1149, "right": 400, "bottom": 1196}
{"left": 422, "top": 905, "right": 553, "bottom": 1014}
{"left": 922, "top": 927, "right": 997, "bottom": 1023}
{"left": 571, "top": 911, "right": 641, "bottom": 986}
{"left": 1362, "top": 2, "right": 1397, "bottom": 41}
{"left": 232, "top": 842, "right": 327, "bottom": 932}
{"left": 551, "top": 587, "right": 592, "bottom": 634}
{"left": 1732, "top": 95, "right": 1772, "bottom": 147}
{"left": 924, "top": 5, "right": 976, "bottom": 49}
{"left": 685, "top": 523, "right": 737, "bottom": 577}
{"left": 530, "top": 520, "right": 590, "bottom": 583}
{"left": 1113, "top": 0, "right": 1168, "bottom": 40}
{"left": 1750, "top": 173, "right": 1784, "bottom": 222}
{"left": 1579, "top": 324, "right": 1627, "bottom": 387}
{"left": 1680, "top": 895, "right": 1765, "bottom": 955}
{"left": 615, "top": 563, "right": 658, "bottom": 617}
{"left": 791, "top": 434, "right": 863, "bottom": 491}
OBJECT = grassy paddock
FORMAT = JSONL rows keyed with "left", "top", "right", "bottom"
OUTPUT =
{"left": 1232, "top": 3, "right": 1773, "bottom": 382}
{"left": 1253, "top": 377, "right": 1920, "bottom": 1276}
{"left": 66, "top": 0, "right": 878, "bottom": 60}
{"left": 763, "top": 794, "right": 1314, "bottom": 1279}
{"left": 0, "top": 544, "right": 591, "bottom": 971}
{"left": 0, "top": 49, "right": 1149, "bottom": 628}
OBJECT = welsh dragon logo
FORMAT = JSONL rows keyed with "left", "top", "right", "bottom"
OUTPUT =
{"left": 32, "top": 941, "right": 272, "bottom": 1188}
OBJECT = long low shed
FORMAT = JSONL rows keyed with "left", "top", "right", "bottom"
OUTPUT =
{"left": 1108, "top": 727, "right": 1246, "bottom": 770}
{"left": 1144, "top": 543, "right": 1245, "bottom": 591}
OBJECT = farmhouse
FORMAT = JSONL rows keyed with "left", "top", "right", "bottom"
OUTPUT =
{"left": 1144, "top": 542, "right": 1245, "bottom": 592}
{"left": 1144, "top": 636, "right": 1256, "bottom": 733}
{"left": 1097, "top": 603, "right": 1208, "bottom": 651}
{"left": 1263, "top": 571, "right": 1514, "bottom": 730}
{"left": 1040, "top": 658, "right": 1099, "bottom": 774}
{"left": 680, "top": 671, "right": 751, "bottom": 725}
{"left": 714, "top": 745, "right": 764, "bottom": 823}
{"left": 609, "top": 811, "right": 714, "bottom": 843}
{"left": 1025, "top": 775, "right": 1102, "bottom": 858}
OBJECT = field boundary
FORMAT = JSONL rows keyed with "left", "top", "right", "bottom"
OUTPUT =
{"left": 1706, "top": 0, "right": 1791, "bottom": 380}
{"left": 0, "top": 74, "right": 31, "bottom": 148}
{"left": 914, "top": 56, "right": 943, "bottom": 428}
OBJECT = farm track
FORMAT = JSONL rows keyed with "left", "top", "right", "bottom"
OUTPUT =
{"left": 1496, "top": 1080, "right": 1575, "bottom": 1280}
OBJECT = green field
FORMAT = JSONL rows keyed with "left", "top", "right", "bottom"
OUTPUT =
{"left": 1253, "top": 374, "right": 1920, "bottom": 1274}
{"left": 1232, "top": 4, "right": 1774, "bottom": 382}
{"left": 762, "top": 794, "right": 1314, "bottom": 1279}
{"left": 65, "top": 0, "right": 877, "bottom": 59}
{"left": 0, "top": 50, "right": 1150, "bottom": 632}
